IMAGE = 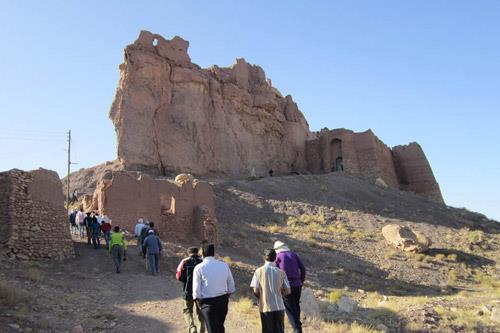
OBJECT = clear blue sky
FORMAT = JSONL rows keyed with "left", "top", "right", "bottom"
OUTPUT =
{"left": 1, "top": 1, "right": 499, "bottom": 220}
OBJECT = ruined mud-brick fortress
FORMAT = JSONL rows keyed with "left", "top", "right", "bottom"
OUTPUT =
{"left": 110, "top": 31, "right": 443, "bottom": 203}
{"left": 0, "top": 31, "right": 445, "bottom": 260}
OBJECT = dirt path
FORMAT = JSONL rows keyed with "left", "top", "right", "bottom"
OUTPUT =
{"left": 0, "top": 238, "right": 258, "bottom": 333}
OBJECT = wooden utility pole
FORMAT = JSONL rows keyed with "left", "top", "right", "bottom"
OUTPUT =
{"left": 66, "top": 130, "right": 71, "bottom": 212}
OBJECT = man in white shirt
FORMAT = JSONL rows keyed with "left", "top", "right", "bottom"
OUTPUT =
{"left": 192, "top": 244, "right": 235, "bottom": 333}
{"left": 75, "top": 208, "right": 86, "bottom": 239}
{"left": 250, "top": 248, "right": 290, "bottom": 333}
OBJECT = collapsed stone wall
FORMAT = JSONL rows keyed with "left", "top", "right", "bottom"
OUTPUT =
{"left": 110, "top": 30, "right": 310, "bottom": 176}
{"left": 0, "top": 169, "right": 75, "bottom": 260}
{"left": 92, "top": 171, "right": 218, "bottom": 244}
{"left": 306, "top": 129, "right": 444, "bottom": 203}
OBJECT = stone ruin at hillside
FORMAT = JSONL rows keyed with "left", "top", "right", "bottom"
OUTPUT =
{"left": 109, "top": 31, "right": 444, "bottom": 203}
{"left": 0, "top": 169, "right": 75, "bottom": 260}
{"left": 83, "top": 171, "right": 218, "bottom": 244}
{"left": 307, "top": 129, "right": 444, "bottom": 203}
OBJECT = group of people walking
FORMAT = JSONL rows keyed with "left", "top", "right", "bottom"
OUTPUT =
{"left": 176, "top": 241, "right": 306, "bottom": 333}
{"left": 70, "top": 214, "right": 306, "bottom": 333}
{"left": 69, "top": 208, "right": 112, "bottom": 249}
{"left": 135, "top": 219, "right": 163, "bottom": 275}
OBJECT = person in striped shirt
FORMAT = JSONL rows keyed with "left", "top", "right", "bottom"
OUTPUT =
{"left": 250, "top": 248, "right": 291, "bottom": 333}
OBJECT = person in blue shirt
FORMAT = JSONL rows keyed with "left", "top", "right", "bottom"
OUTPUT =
{"left": 142, "top": 230, "right": 163, "bottom": 275}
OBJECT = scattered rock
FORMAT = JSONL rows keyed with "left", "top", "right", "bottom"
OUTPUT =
{"left": 482, "top": 304, "right": 493, "bottom": 313}
{"left": 8, "top": 323, "right": 20, "bottom": 331}
{"left": 491, "top": 307, "right": 500, "bottom": 323}
{"left": 300, "top": 287, "right": 321, "bottom": 318}
{"left": 376, "top": 323, "right": 389, "bottom": 333}
{"left": 71, "top": 325, "right": 84, "bottom": 333}
{"left": 382, "top": 224, "right": 431, "bottom": 253}
{"left": 327, "top": 303, "right": 338, "bottom": 313}
{"left": 174, "top": 173, "right": 195, "bottom": 185}
{"left": 375, "top": 177, "right": 388, "bottom": 188}
{"left": 338, "top": 296, "right": 358, "bottom": 313}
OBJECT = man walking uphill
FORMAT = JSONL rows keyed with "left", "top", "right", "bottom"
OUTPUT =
{"left": 251, "top": 248, "right": 291, "bottom": 333}
{"left": 142, "top": 229, "right": 162, "bottom": 275}
{"left": 274, "top": 241, "right": 306, "bottom": 333}
{"left": 176, "top": 247, "right": 205, "bottom": 333}
{"left": 109, "top": 226, "right": 127, "bottom": 273}
{"left": 192, "top": 244, "right": 235, "bottom": 333}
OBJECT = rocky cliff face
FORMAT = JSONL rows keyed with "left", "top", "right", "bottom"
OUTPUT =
{"left": 110, "top": 31, "right": 310, "bottom": 176}
{"left": 107, "top": 31, "right": 444, "bottom": 203}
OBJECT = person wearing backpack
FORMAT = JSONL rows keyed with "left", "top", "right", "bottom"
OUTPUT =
{"left": 83, "top": 212, "right": 93, "bottom": 245}
{"left": 176, "top": 247, "right": 205, "bottom": 333}
{"left": 89, "top": 217, "right": 101, "bottom": 249}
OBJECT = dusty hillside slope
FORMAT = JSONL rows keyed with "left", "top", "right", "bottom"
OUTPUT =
{"left": 1, "top": 173, "right": 498, "bottom": 332}
{"left": 212, "top": 173, "right": 500, "bottom": 331}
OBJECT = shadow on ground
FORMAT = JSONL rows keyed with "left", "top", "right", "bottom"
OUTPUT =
{"left": 212, "top": 186, "right": 482, "bottom": 298}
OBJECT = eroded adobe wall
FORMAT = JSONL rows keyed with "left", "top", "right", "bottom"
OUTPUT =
{"left": 305, "top": 129, "right": 444, "bottom": 202}
{"left": 0, "top": 169, "right": 75, "bottom": 260}
{"left": 110, "top": 31, "right": 310, "bottom": 176}
{"left": 352, "top": 131, "right": 399, "bottom": 188}
{"left": 95, "top": 172, "right": 218, "bottom": 242}
{"left": 392, "top": 143, "right": 444, "bottom": 203}
{"left": 97, "top": 172, "right": 164, "bottom": 232}
{"left": 306, "top": 129, "right": 399, "bottom": 187}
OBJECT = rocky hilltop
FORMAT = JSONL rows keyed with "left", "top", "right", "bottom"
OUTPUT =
{"left": 110, "top": 30, "right": 310, "bottom": 176}
{"left": 106, "top": 31, "right": 444, "bottom": 203}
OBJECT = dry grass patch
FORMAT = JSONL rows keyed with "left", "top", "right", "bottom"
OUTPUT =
{"left": 26, "top": 268, "right": 44, "bottom": 284}
{"left": 435, "top": 253, "right": 446, "bottom": 261}
{"left": 328, "top": 290, "right": 343, "bottom": 303}
{"left": 0, "top": 280, "right": 32, "bottom": 307}
{"left": 267, "top": 224, "right": 280, "bottom": 233}
{"left": 447, "top": 269, "right": 458, "bottom": 286}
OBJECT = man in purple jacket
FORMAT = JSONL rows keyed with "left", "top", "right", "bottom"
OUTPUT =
{"left": 274, "top": 241, "right": 306, "bottom": 333}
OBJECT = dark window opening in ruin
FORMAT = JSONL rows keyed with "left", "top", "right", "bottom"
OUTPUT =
{"left": 330, "top": 139, "right": 343, "bottom": 172}
{"left": 152, "top": 38, "right": 159, "bottom": 47}
{"left": 331, "top": 157, "right": 344, "bottom": 172}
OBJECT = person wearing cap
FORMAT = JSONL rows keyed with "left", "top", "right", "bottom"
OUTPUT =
{"left": 273, "top": 241, "right": 306, "bottom": 333}
{"left": 142, "top": 229, "right": 163, "bottom": 276}
{"left": 250, "top": 248, "right": 291, "bottom": 333}
{"left": 109, "top": 226, "right": 127, "bottom": 273}
{"left": 176, "top": 247, "right": 205, "bottom": 333}
{"left": 192, "top": 244, "right": 235, "bottom": 333}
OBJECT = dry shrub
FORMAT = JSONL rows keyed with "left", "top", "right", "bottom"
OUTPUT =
{"left": 232, "top": 297, "right": 255, "bottom": 315}
{"left": 26, "top": 268, "right": 44, "bottom": 284}
{"left": 446, "top": 254, "right": 457, "bottom": 262}
{"left": 328, "top": 290, "right": 342, "bottom": 303}
{"left": 222, "top": 256, "right": 233, "bottom": 265}
{"left": 0, "top": 280, "right": 32, "bottom": 307}
{"left": 447, "top": 269, "right": 458, "bottom": 286}
{"left": 435, "top": 253, "right": 446, "bottom": 261}
{"left": 268, "top": 224, "right": 280, "bottom": 233}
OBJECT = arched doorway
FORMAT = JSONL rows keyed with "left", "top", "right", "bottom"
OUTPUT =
{"left": 330, "top": 139, "right": 343, "bottom": 172}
